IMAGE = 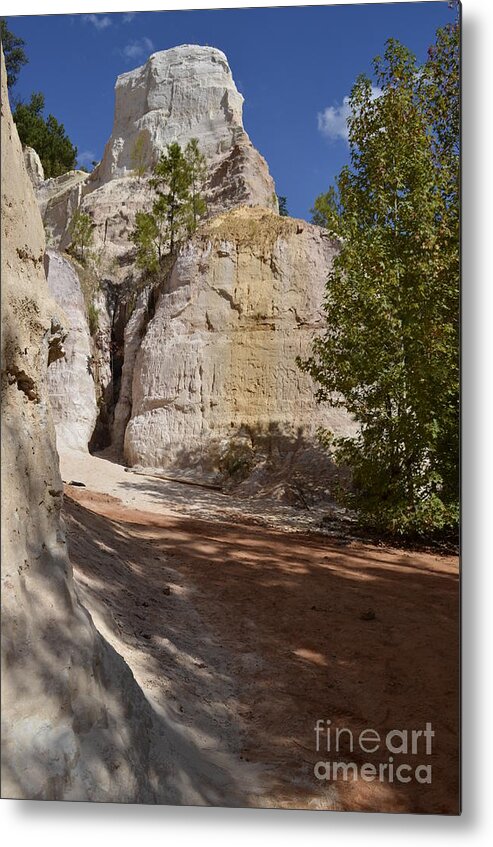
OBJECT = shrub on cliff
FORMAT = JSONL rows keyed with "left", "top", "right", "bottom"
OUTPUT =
{"left": 130, "top": 131, "right": 148, "bottom": 178}
{"left": 69, "top": 210, "right": 94, "bottom": 262}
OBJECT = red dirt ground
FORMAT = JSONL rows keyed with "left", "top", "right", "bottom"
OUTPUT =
{"left": 64, "top": 487, "right": 460, "bottom": 814}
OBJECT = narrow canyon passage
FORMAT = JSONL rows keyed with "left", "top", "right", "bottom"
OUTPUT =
{"left": 64, "top": 466, "right": 459, "bottom": 813}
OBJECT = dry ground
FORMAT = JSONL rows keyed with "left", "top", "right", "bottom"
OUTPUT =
{"left": 62, "top": 452, "right": 459, "bottom": 814}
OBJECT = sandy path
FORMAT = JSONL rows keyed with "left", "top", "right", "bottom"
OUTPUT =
{"left": 62, "top": 451, "right": 459, "bottom": 813}
{"left": 60, "top": 449, "right": 341, "bottom": 534}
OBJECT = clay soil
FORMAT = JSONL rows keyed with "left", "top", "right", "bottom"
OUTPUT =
{"left": 64, "top": 480, "right": 459, "bottom": 814}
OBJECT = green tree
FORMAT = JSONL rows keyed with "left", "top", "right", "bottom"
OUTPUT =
{"left": 150, "top": 142, "right": 193, "bottom": 254}
{"left": 0, "top": 19, "right": 28, "bottom": 89}
{"left": 277, "top": 195, "right": 289, "bottom": 217}
{"left": 130, "top": 210, "right": 163, "bottom": 273}
{"left": 310, "top": 187, "right": 338, "bottom": 229}
{"left": 184, "top": 138, "right": 207, "bottom": 232}
{"left": 301, "top": 26, "right": 459, "bottom": 539}
{"left": 69, "top": 211, "right": 94, "bottom": 262}
{"left": 131, "top": 141, "right": 207, "bottom": 271}
{"left": 13, "top": 92, "right": 77, "bottom": 177}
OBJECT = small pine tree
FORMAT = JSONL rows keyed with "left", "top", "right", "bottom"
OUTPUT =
{"left": 130, "top": 211, "right": 160, "bottom": 273}
{"left": 130, "top": 141, "right": 207, "bottom": 272}
{"left": 70, "top": 211, "right": 94, "bottom": 262}
{"left": 277, "top": 195, "right": 289, "bottom": 217}
{"left": 184, "top": 138, "right": 207, "bottom": 232}
{"left": 150, "top": 142, "right": 192, "bottom": 254}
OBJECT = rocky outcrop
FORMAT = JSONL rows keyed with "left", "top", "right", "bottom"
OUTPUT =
{"left": 124, "top": 207, "right": 352, "bottom": 469}
{"left": 96, "top": 44, "right": 274, "bottom": 200}
{"left": 45, "top": 250, "right": 98, "bottom": 452}
{"left": 36, "top": 45, "right": 276, "bottom": 269}
{"left": 23, "top": 146, "right": 44, "bottom": 187}
{"left": 0, "top": 47, "right": 165, "bottom": 803}
{"left": 24, "top": 44, "right": 350, "bottom": 487}
{"left": 78, "top": 174, "right": 155, "bottom": 279}
{"left": 38, "top": 169, "right": 90, "bottom": 247}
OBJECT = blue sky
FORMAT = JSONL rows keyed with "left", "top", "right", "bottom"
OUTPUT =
{"left": 6, "top": 3, "right": 455, "bottom": 220}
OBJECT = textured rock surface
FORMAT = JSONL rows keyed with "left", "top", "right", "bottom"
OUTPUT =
{"left": 73, "top": 46, "right": 276, "bottom": 271}
{"left": 97, "top": 45, "right": 272, "bottom": 188}
{"left": 79, "top": 174, "right": 154, "bottom": 279}
{"left": 124, "top": 207, "right": 353, "bottom": 469}
{"left": 45, "top": 250, "right": 98, "bottom": 451}
{"left": 37, "top": 169, "right": 90, "bottom": 247}
{"left": 29, "top": 45, "right": 276, "bottom": 279}
{"left": 23, "top": 145, "right": 44, "bottom": 187}
{"left": 0, "top": 48, "right": 164, "bottom": 803}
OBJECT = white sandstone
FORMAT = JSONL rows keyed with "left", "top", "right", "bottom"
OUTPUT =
{"left": 45, "top": 250, "right": 98, "bottom": 452}
{"left": 124, "top": 207, "right": 353, "bottom": 469}
{"left": 0, "top": 47, "right": 166, "bottom": 802}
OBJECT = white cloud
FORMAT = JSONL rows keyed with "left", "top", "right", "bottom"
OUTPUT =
{"left": 77, "top": 151, "right": 96, "bottom": 166}
{"left": 83, "top": 14, "right": 112, "bottom": 31}
{"left": 318, "top": 86, "right": 383, "bottom": 142}
{"left": 122, "top": 37, "right": 154, "bottom": 62}
{"left": 122, "top": 13, "right": 136, "bottom": 24}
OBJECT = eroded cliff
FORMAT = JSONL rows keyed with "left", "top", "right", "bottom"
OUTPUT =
{"left": 124, "top": 207, "right": 352, "bottom": 472}
{"left": 1, "top": 48, "right": 164, "bottom": 803}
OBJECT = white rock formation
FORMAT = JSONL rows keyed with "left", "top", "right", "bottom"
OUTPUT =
{"left": 31, "top": 45, "right": 276, "bottom": 277}
{"left": 0, "top": 47, "right": 166, "bottom": 802}
{"left": 97, "top": 45, "right": 270, "bottom": 187}
{"left": 23, "top": 145, "right": 44, "bottom": 187}
{"left": 124, "top": 207, "right": 353, "bottom": 469}
{"left": 45, "top": 250, "right": 98, "bottom": 452}
{"left": 38, "top": 169, "right": 90, "bottom": 247}
{"left": 79, "top": 174, "right": 155, "bottom": 278}
{"left": 73, "top": 46, "right": 277, "bottom": 277}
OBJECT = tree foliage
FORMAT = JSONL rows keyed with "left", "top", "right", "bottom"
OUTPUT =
{"left": 13, "top": 92, "right": 77, "bottom": 178}
{"left": 184, "top": 138, "right": 208, "bottom": 229}
{"left": 277, "top": 195, "right": 289, "bottom": 217}
{"left": 303, "top": 25, "right": 459, "bottom": 539}
{"left": 0, "top": 19, "right": 28, "bottom": 89}
{"left": 69, "top": 211, "right": 94, "bottom": 262}
{"left": 131, "top": 139, "right": 207, "bottom": 272}
{"left": 131, "top": 210, "right": 161, "bottom": 273}
{"left": 150, "top": 142, "right": 194, "bottom": 254}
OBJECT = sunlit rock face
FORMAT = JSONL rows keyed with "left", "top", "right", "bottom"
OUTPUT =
{"left": 38, "top": 170, "right": 90, "bottom": 248}
{"left": 32, "top": 45, "right": 277, "bottom": 274}
{"left": 91, "top": 45, "right": 277, "bottom": 232}
{"left": 97, "top": 44, "right": 269, "bottom": 188}
{"left": 45, "top": 250, "right": 98, "bottom": 452}
{"left": 23, "top": 146, "right": 44, "bottom": 187}
{"left": 124, "top": 207, "right": 353, "bottom": 469}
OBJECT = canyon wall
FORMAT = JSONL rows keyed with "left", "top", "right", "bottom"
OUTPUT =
{"left": 25, "top": 44, "right": 350, "bottom": 482}
{"left": 0, "top": 48, "right": 166, "bottom": 803}
{"left": 124, "top": 207, "right": 351, "bottom": 469}
{"left": 44, "top": 250, "right": 99, "bottom": 452}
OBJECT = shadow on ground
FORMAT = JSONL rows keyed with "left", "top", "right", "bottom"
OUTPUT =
{"left": 64, "top": 490, "right": 459, "bottom": 813}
